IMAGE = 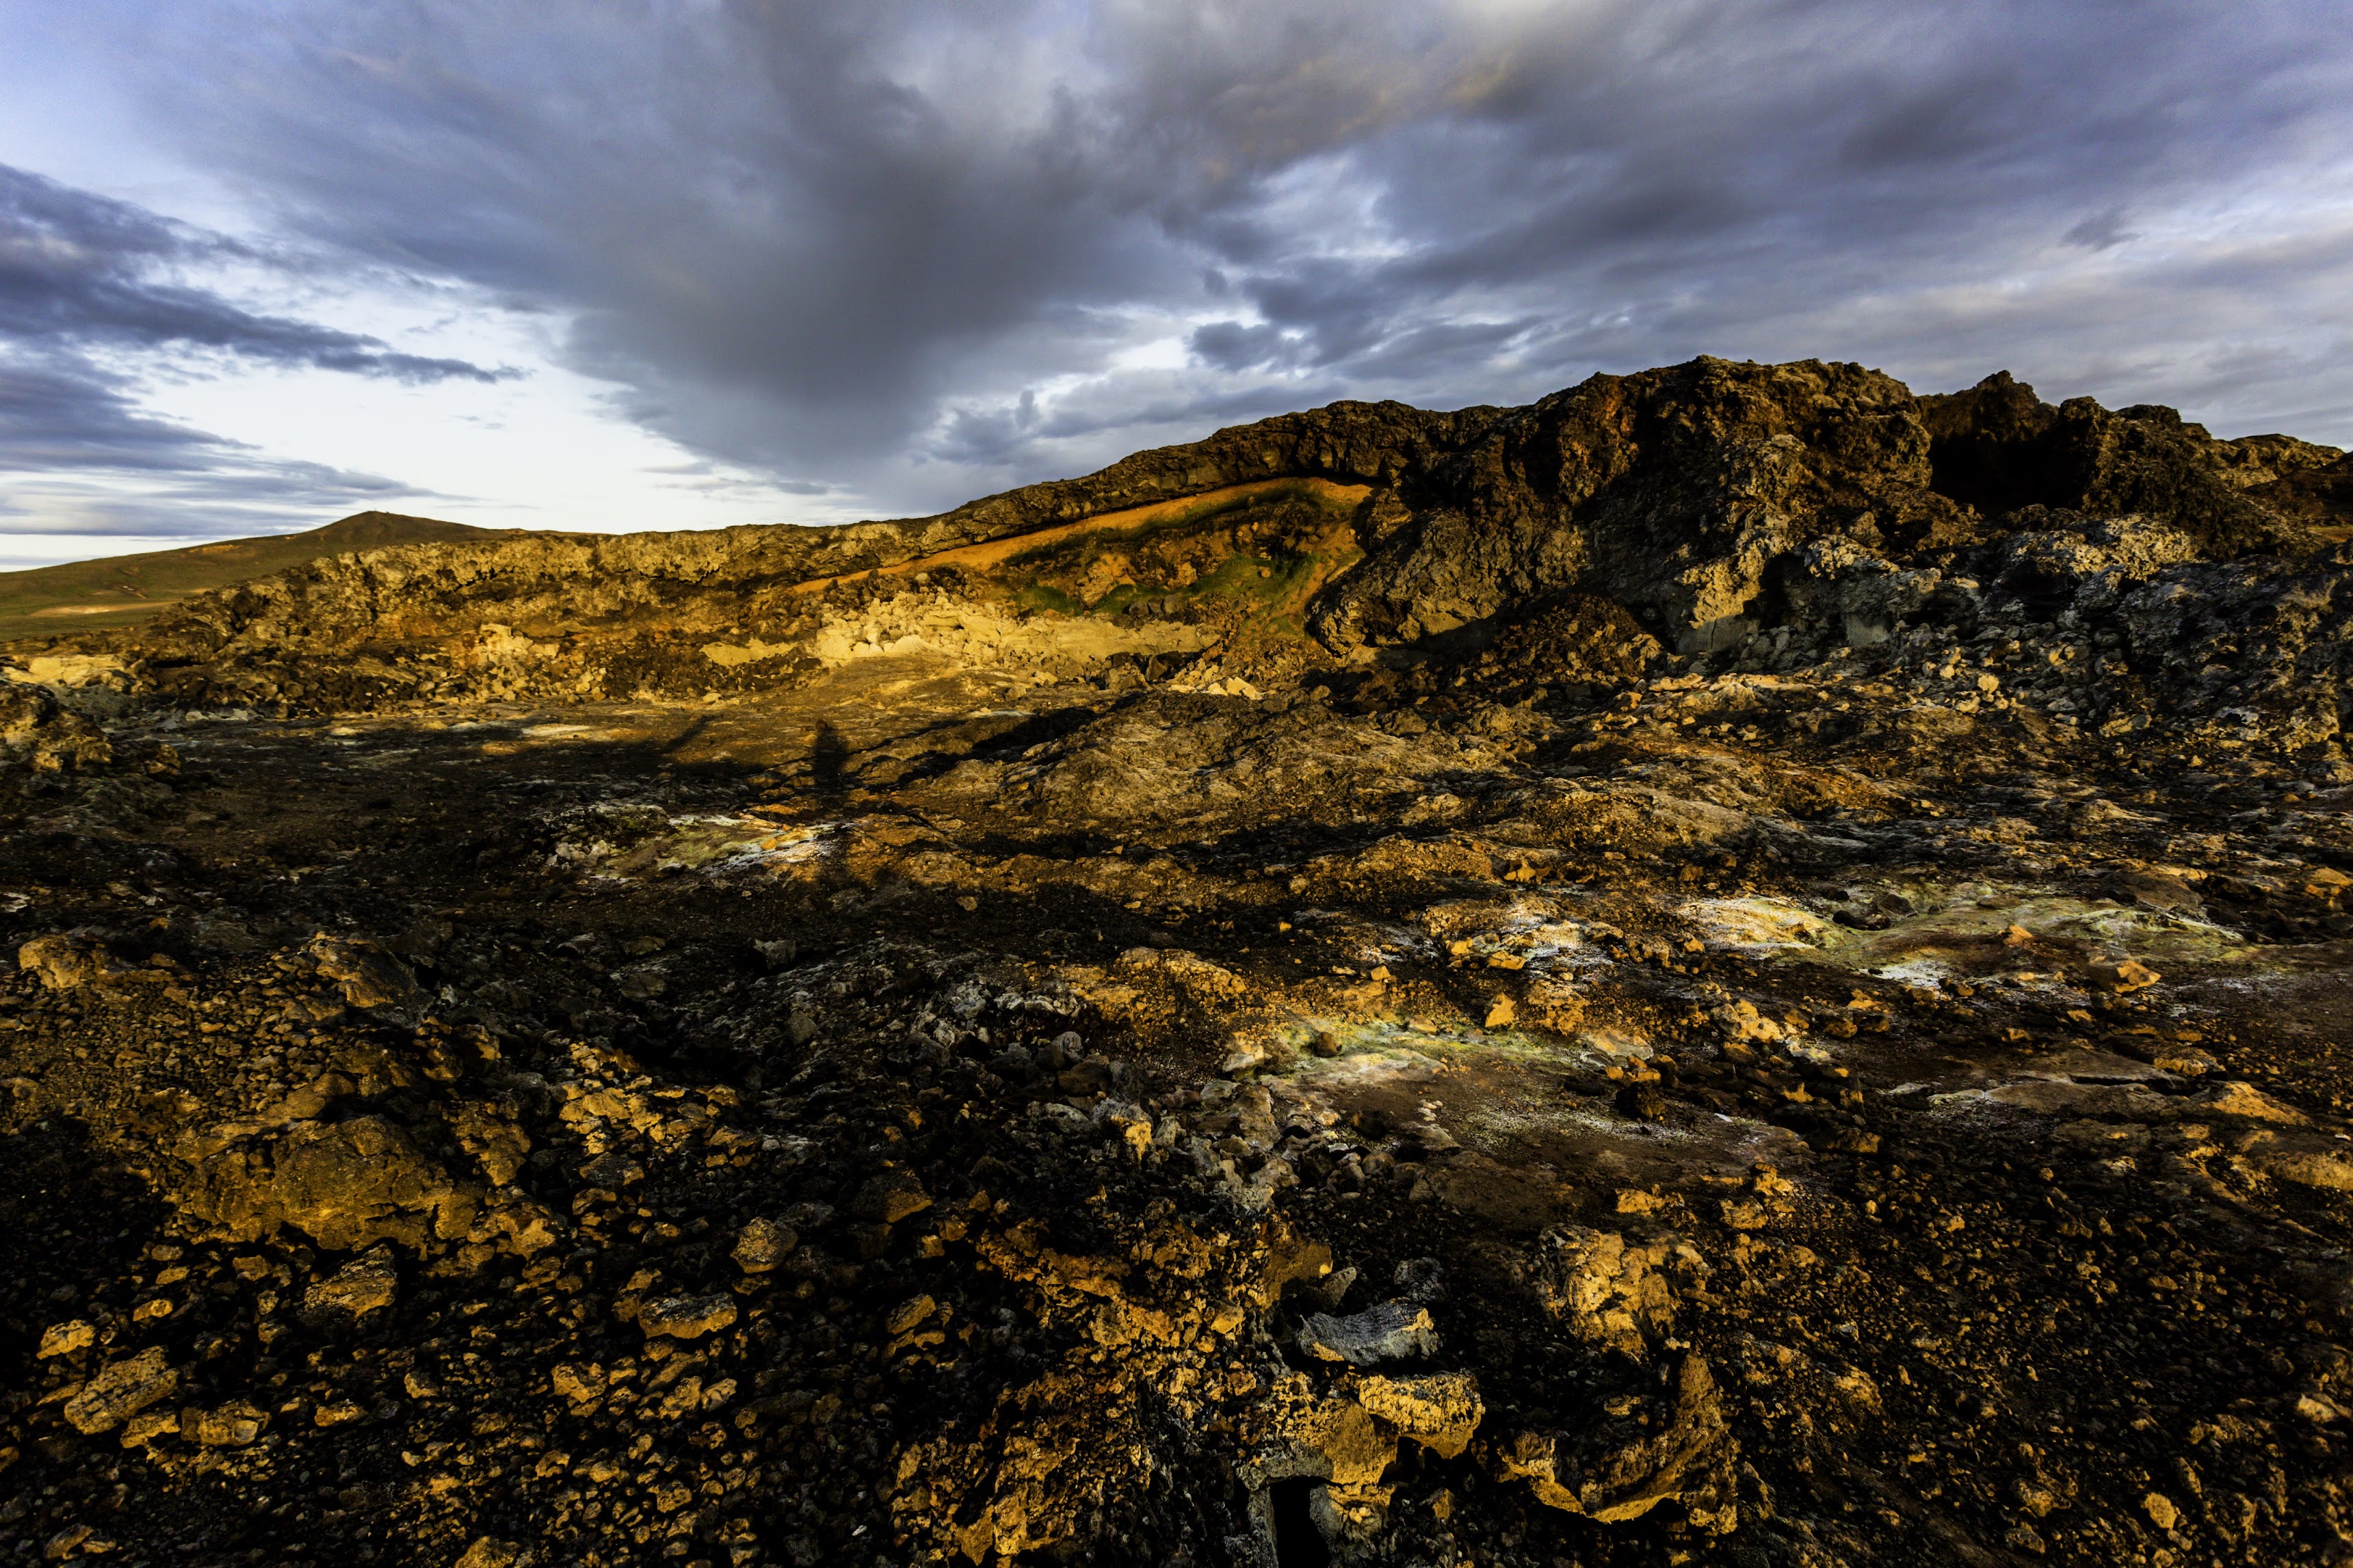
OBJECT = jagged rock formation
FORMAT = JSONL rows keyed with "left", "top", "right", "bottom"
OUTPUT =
{"left": 51, "top": 357, "right": 2349, "bottom": 762}
{"left": 4, "top": 358, "right": 2353, "bottom": 1567}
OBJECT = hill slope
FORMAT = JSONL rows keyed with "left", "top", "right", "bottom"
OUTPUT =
{"left": 11, "top": 360, "right": 2353, "bottom": 1567}
{"left": 0, "top": 511, "right": 512, "bottom": 641}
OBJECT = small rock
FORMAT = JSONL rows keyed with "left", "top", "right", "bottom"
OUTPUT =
{"left": 270, "top": 1072, "right": 354, "bottom": 1124}
{"left": 2142, "top": 1491, "right": 2179, "bottom": 1530}
{"left": 61, "top": 1346, "right": 177, "bottom": 1435}
{"left": 2295, "top": 1391, "right": 2347, "bottom": 1423}
{"left": 1485, "top": 995, "right": 1516, "bottom": 1028}
{"left": 2150, "top": 1042, "right": 2218, "bottom": 1076}
{"left": 638, "top": 1292, "right": 739, "bottom": 1341}
{"left": 851, "top": 1169, "right": 933, "bottom": 1225}
{"left": 1711, "top": 1000, "right": 1781, "bottom": 1043}
{"left": 188, "top": 1400, "right": 267, "bottom": 1448}
{"left": 1614, "top": 1082, "right": 1667, "bottom": 1121}
{"left": 120, "top": 1409, "right": 179, "bottom": 1447}
{"left": 303, "top": 1247, "right": 399, "bottom": 1321}
{"left": 1294, "top": 1264, "right": 1357, "bottom": 1312}
{"left": 2088, "top": 957, "right": 2161, "bottom": 994}
{"left": 1298, "top": 1300, "right": 1441, "bottom": 1366}
{"left": 1393, "top": 1258, "right": 1446, "bottom": 1303}
{"left": 36, "top": 1320, "right": 94, "bottom": 1359}
{"left": 657, "top": 1376, "right": 707, "bottom": 1420}
{"left": 449, "top": 1104, "right": 532, "bottom": 1186}
{"left": 1721, "top": 1198, "right": 1771, "bottom": 1230}
{"left": 578, "top": 1148, "right": 644, "bottom": 1188}
{"left": 732, "top": 1217, "right": 798, "bottom": 1272}
{"left": 43, "top": 1524, "right": 94, "bottom": 1560}
{"left": 454, "top": 1538, "right": 521, "bottom": 1568}
{"left": 1058, "top": 1059, "right": 1116, "bottom": 1096}
{"left": 886, "top": 1295, "right": 938, "bottom": 1335}
{"left": 551, "top": 1363, "right": 607, "bottom": 1405}
{"left": 1218, "top": 1040, "right": 1266, "bottom": 1076}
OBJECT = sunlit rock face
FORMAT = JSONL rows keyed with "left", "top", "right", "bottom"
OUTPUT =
{"left": 4, "top": 356, "right": 2353, "bottom": 1566}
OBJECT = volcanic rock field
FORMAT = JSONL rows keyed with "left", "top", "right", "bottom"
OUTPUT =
{"left": 5, "top": 356, "right": 2353, "bottom": 1567}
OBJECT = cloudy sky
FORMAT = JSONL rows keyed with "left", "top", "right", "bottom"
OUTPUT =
{"left": 1, "top": 0, "right": 2348, "bottom": 569}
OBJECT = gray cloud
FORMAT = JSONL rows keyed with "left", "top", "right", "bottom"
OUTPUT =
{"left": 23, "top": 0, "right": 2353, "bottom": 526}
{"left": 0, "top": 162, "right": 493, "bottom": 536}
{"left": 0, "top": 347, "right": 418, "bottom": 535}
{"left": 0, "top": 163, "right": 513, "bottom": 384}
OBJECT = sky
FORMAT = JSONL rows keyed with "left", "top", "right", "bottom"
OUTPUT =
{"left": 1, "top": 1, "right": 2349, "bottom": 570}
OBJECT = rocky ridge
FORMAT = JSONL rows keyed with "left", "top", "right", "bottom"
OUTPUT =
{"left": 1, "top": 356, "right": 2352, "bottom": 1567}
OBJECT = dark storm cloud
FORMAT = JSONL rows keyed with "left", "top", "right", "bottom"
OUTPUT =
{"left": 0, "top": 354, "right": 229, "bottom": 475}
{"left": 43, "top": 0, "right": 2353, "bottom": 517}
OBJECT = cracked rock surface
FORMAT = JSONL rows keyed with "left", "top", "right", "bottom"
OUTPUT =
{"left": 4, "top": 356, "right": 2353, "bottom": 1565}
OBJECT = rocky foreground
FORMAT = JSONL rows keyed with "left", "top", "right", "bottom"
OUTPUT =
{"left": 4, "top": 357, "right": 2353, "bottom": 1567}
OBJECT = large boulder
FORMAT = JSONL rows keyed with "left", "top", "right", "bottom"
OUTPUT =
{"left": 308, "top": 935, "right": 421, "bottom": 1010}
{"left": 61, "top": 1346, "right": 179, "bottom": 1435}
{"left": 0, "top": 681, "right": 112, "bottom": 771}
{"left": 180, "top": 1115, "right": 482, "bottom": 1252}
{"left": 1498, "top": 1354, "right": 1741, "bottom": 1533}
{"left": 16, "top": 930, "right": 144, "bottom": 991}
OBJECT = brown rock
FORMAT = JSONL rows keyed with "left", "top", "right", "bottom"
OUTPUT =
{"left": 36, "top": 1320, "right": 94, "bottom": 1359}
{"left": 61, "top": 1347, "right": 178, "bottom": 1435}
{"left": 16, "top": 931, "right": 139, "bottom": 992}
{"left": 181, "top": 1114, "right": 482, "bottom": 1253}
{"left": 448, "top": 1103, "right": 533, "bottom": 1186}
{"left": 1356, "top": 1372, "right": 1484, "bottom": 1459}
{"left": 453, "top": 1539, "right": 520, "bottom": 1568}
{"left": 187, "top": 1400, "right": 267, "bottom": 1448}
{"left": 308, "top": 934, "right": 420, "bottom": 1010}
{"left": 732, "top": 1217, "right": 798, "bottom": 1273}
{"left": 1497, "top": 1355, "right": 1739, "bottom": 1532}
{"left": 551, "top": 1363, "right": 607, "bottom": 1406}
{"left": 302, "top": 1247, "right": 399, "bottom": 1321}
{"left": 1713, "top": 1000, "right": 1783, "bottom": 1043}
{"left": 852, "top": 1169, "right": 934, "bottom": 1224}
{"left": 2088, "top": 956, "right": 2161, "bottom": 994}
{"left": 0, "top": 682, "right": 111, "bottom": 772}
{"left": 638, "top": 1292, "right": 739, "bottom": 1341}
{"left": 1532, "top": 1225, "right": 1705, "bottom": 1359}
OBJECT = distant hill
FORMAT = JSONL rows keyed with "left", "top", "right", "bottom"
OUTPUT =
{"left": 0, "top": 511, "right": 504, "bottom": 642}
